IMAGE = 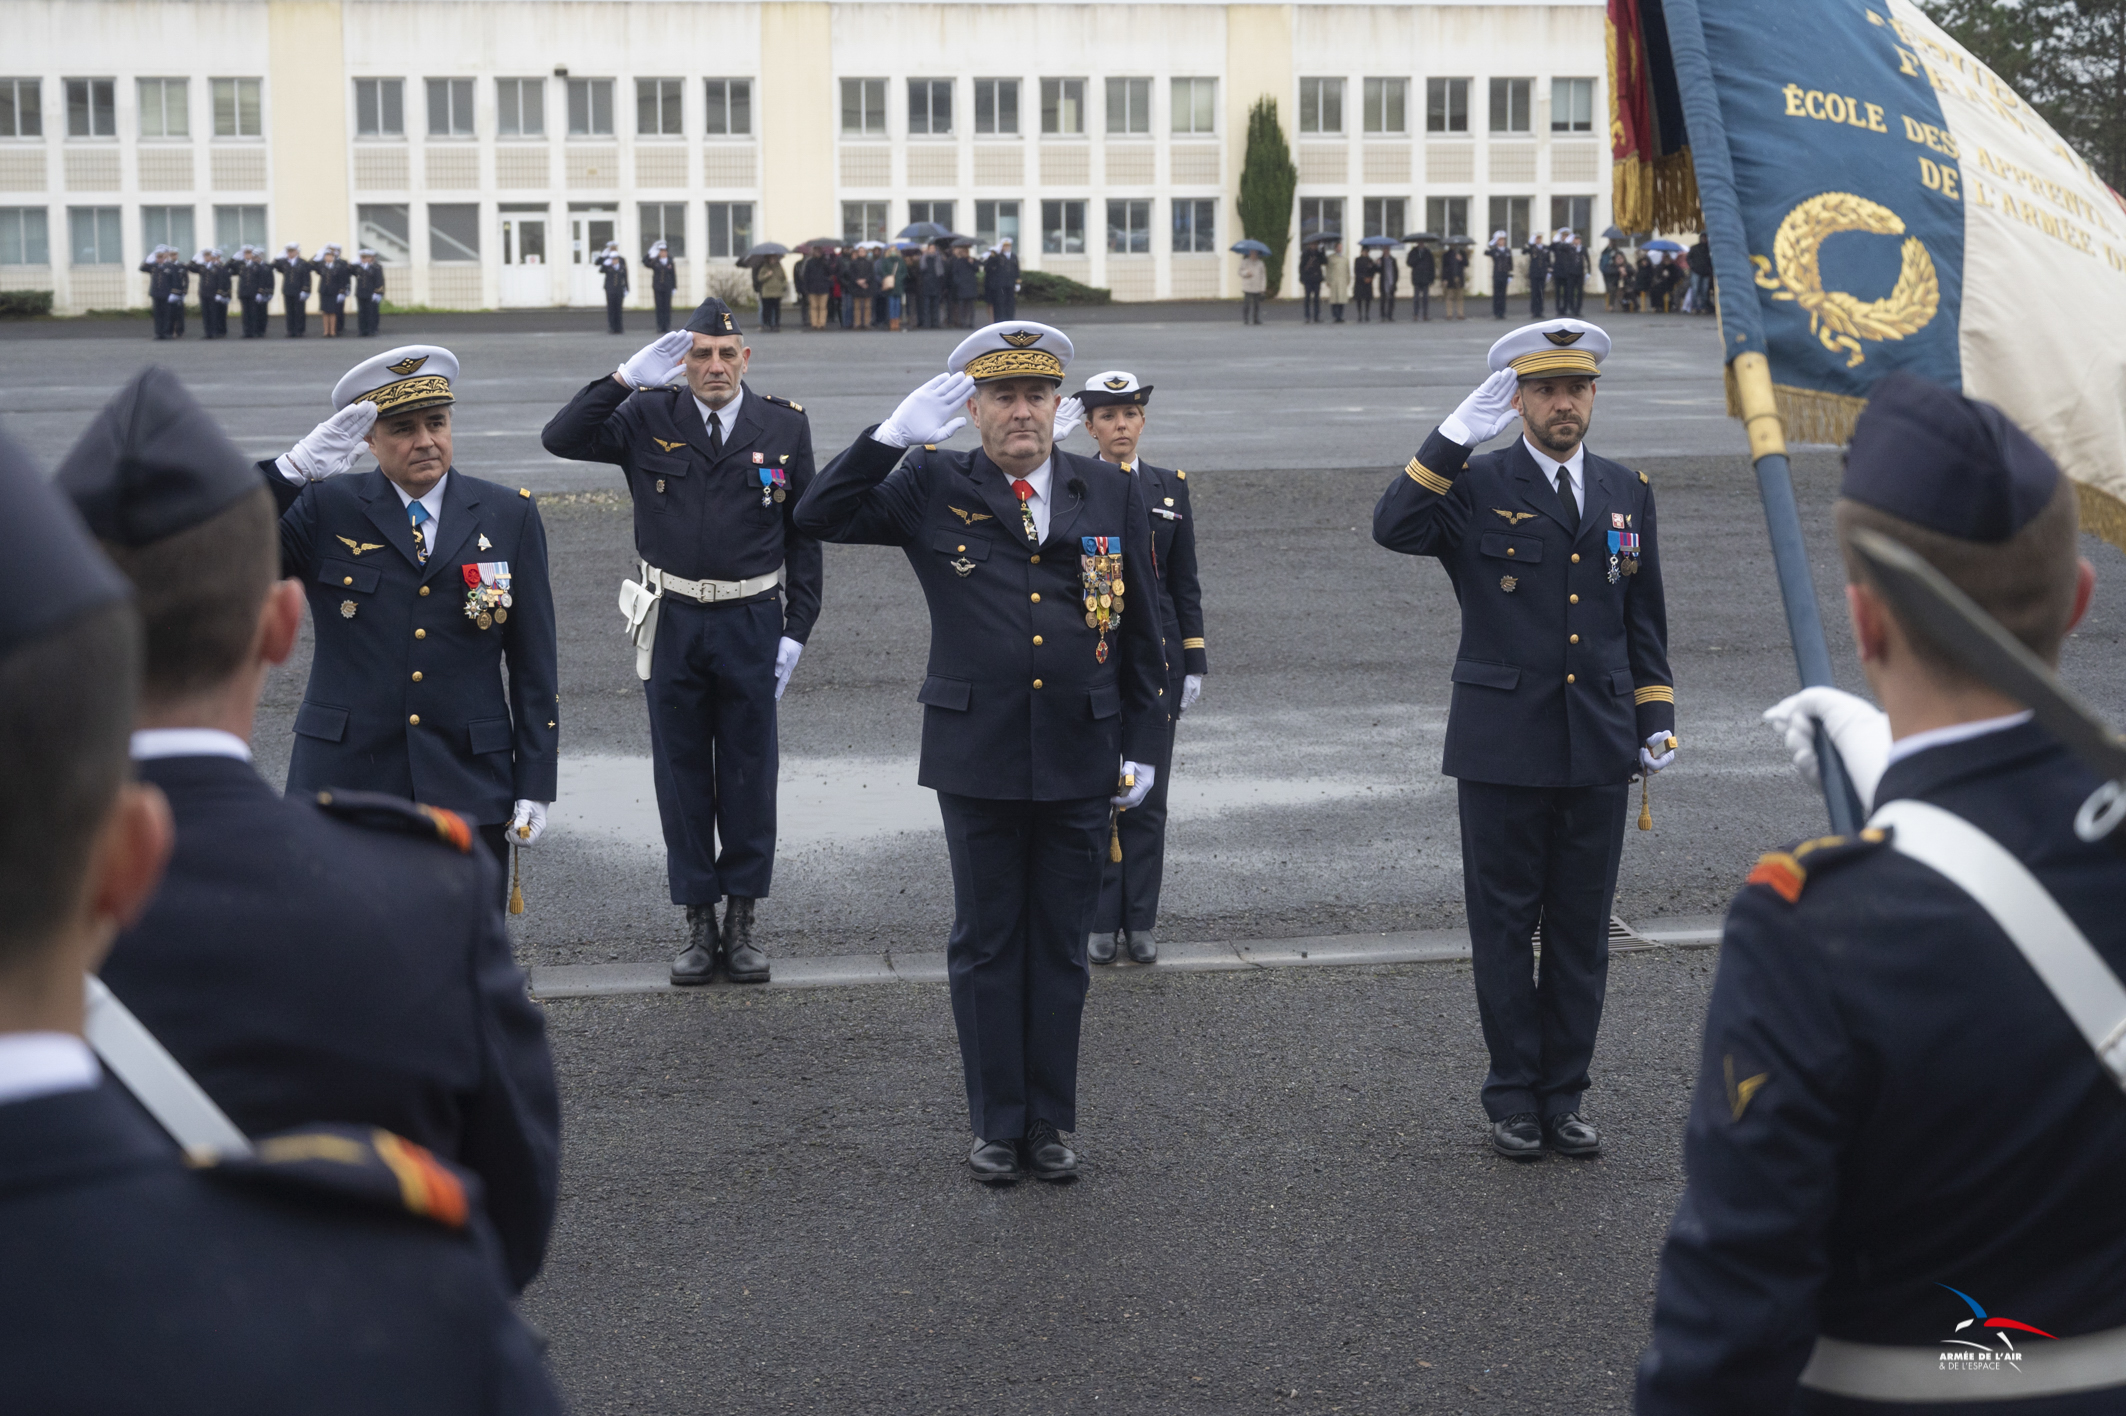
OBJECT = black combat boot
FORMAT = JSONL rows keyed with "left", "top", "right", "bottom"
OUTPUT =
{"left": 723, "top": 896, "right": 770, "bottom": 983}
{"left": 670, "top": 904, "right": 722, "bottom": 985}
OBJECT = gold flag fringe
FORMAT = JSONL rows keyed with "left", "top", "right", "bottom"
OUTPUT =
{"left": 1614, "top": 157, "right": 1653, "bottom": 234}
{"left": 1721, "top": 369, "right": 1869, "bottom": 447}
{"left": 1610, "top": 150, "right": 1701, "bottom": 236}
{"left": 2077, "top": 481, "right": 2126, "bottom": 555}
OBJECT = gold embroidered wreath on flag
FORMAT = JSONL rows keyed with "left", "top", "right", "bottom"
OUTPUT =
{"left": 1752, "top": 193, "right": 1939, "bottom": 369}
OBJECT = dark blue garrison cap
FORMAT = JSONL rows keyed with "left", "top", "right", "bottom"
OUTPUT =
{"left": 0, "top": 425, "right": 130, "bottom": 659}
{"left": 55, "top": 366, "right": 258, "bottom": 549}
{"left": 1841, "top": 372, "right": 2061, "bottom": 543}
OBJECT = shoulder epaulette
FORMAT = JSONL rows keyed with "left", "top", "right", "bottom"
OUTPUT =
{"left": 193, "top": 1124, "right": 471, "bottom": 1231}
{"left": 312, "top": 789, "right": 474, "bottom": 853}
{"left": 761, "top": 393, "right": 805, "bottom": 414}
{"left": 519, "top": 487, "right": 532, "bottom": 498}
{"left": 1176, "top": 469, "right": 1187, "bottom": 480}
{"left": 1638, "top": 470, "right": 1650, "bottom": 484}
{"left": 1745, "top": 828, "right": 1889, "bottom": 904}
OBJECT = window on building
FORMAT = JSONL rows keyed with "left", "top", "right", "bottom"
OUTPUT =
{"left": 68, "top": 205, "right": 121, "bottom": 263}
{"left": 1365, "top": 78, "right": 1408, "bottom": 135}
{"left": 567, "top": 79, "right": 613, "bottom": 137}
{"left": 496, "top": 79, "right": 544, "bottom": 138}
{"left": 842, "top": 200, "right": 887, "bottom": 246}
{"left": 704, "top": 79, "right": 751, "bottom": 136}
{"left": 428, "top": 78, "right": 474, "bottom": 138}
{"left": 1425, "top": 195, "right": 1468, "bottom": 240}
{"left": 212, "top": 78, "right": 261, "bottom": 138}
{"left": 1106, "top": 78, "right": 1151, "bottom": 136}
{"left": 0, "top": 207, "right": 50, "bottom": 264}
{"left": 141, "top": 205, "right": 194, "bottom": 255}
{"left": 357, "top": 204, "right": 410, "bottom": 263}
{"left": 1299, "top": 78, "right": 1343, "bottom": 136}
{"left": 1041, "top": 79, "right": 1084, "bottom": 135}
{"left": 355, "top": 79, "right": 404, "bottom": 137}
{"left": 66, "top": 80, "right": 116, "bottom": 138}
{"left": 637, "top": 79, "right": 683, "bottom": 137}
{"left": 841, "top": 78, "right": 885, "bottom": 136}
{"left": 1172, "top": 78, "right": 1216, "bottom": 135}
{"left": 1550, "top": 195, "right": 1592, "bottom": 245}
{"left": 1489, "top": 78, "right": 1532, "bottom": 133}
{"left": 213, "top": 204, "right": 265, "bottom": 252}
{"left": 1488, "top": 195, "right": 1531, "bottom": 247}
{"left": 138, "top": 79, "right": 188, "bottom": 139}
{"left": 1300, "top": 196, "right": 1342, "bottom": 243}
{"left": 428, "top": 202, "right": 480, "bottom": 260}
{"left": 0, "top": 80, "right": 43, "bottom": 138}
{"left": 1041, "top": 199, "right": 1084, "bottom": 255}
{"left": 975, "top": 79, "right": 1018, "bottom": 136}
{"left": 1425, "top": 78, "right": 1468, "bottom": 134}
{"left": 1552, "top": 77, "right": 1595, "bottom": 134}
{"left": 1105, "top": 199, "right": 1149, "bottom": 255}
{"left": 907, "top": 199, "right": 954, "bottom": 231}
{"left": 1363, "top": 197, "right": 1408, "bottom": 239}
{"left": 705, "top": 201, "right": 753, "bottom": 259}
{"left": 639, "top": 202, "right": 685, "bottom": 257}
{"left": 1173, "top": 198, "right": 1215, "bottom": 253}
{"left": 975, "top": 199, "right": 1019, "bottom": 249}
{"left": 908, "top": 79, "right": 952, "bottom": 136}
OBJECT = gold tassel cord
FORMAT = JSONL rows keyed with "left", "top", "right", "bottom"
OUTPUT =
{"left": 509, "top": 844, "right": 525, "bottom": 915}
{"left": 1639, "top": 774, "right": 1653, "bottom": 832}
{"left": 1109, "top": 807, "right": 1122, "bottom": 863}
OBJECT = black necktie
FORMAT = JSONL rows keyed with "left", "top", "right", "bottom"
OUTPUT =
{"left": 707, "top": 414, "right": 723, "bottom": 459}
{"left": 1554, "top": 466, "right": 1578, "bottom": 530}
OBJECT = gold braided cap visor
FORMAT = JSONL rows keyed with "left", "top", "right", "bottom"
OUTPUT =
{"left": 963, "top": 349, "right": 1066, "bottom": 383}
{"left": 1507, "top": 350, "right": 1603, "bottom": 379}
{"left": 353, "top": 374, "right": 455, "bottom": 416}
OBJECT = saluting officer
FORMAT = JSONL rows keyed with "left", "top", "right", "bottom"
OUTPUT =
{"left": 600, "top": 241, "right": 629, "bottom": 334}
{"left": 1373, "top": 318, "right": 1675, "bottom": 1161}
{"left": 646, "top": 239, "right": 677, "bottom": 333}
{"left": 191, "top": 246, "right": 232, "bottom": 339}
{"left": 274, "top": 241, "right": 313, "bottom": 336}
{"left": 237, "top": 244, "right": 275, "bottom": 338}
{"left": 1056, "top": 370, "right": 1206, "bottom": 966}
{"left": 541, "top": 298, "right": 821, "bottom": 985}
{"left": 796, "top": 323, "right": 1167, "bottom": 1185}
{"left": 262, "top": 345, "right": 560, "bottom": 889}
{"left": 355, "top": 247, "right": 386, "bottom": 337}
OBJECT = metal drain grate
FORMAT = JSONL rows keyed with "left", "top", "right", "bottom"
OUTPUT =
{"left": 1530, "top": 914, "right": 1641, "bottom": 948}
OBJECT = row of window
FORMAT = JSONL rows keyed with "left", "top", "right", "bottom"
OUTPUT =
{"left": 0, "top": 203, "right": 267, "bottom": 264}
{"left": 0, "top": 77, "right": 264, "bottom": 139}
{"left": 368, "top": 77, "right": 753, "bottom": 139}
{"left": 1302, "top": 77, "right": 1596, "bottom": 136}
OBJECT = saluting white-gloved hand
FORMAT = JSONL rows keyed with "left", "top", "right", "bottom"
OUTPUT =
{"left": 616, "top": 330, "right": 691, "bottom": 390}
{"left": 1639, "top": 729, "right": 1678, "bottom": 775}
{"left": 1763, "top": 686, "right": 1890, "bottom": 811}
{"left": 1439, "top": 368, "right": 1522, "bottom": 447}
{"left": 774, "top": 636, "right": 803, "bottom": 700}
{"left": 1180, "top": 675, "right": 1203, "bottom": 712}
{"left": 275, "top": 400, "right": 379, "bottom": 485}
{"left": 1051, "top": 395, "right": 1084, "bottom": 443}
{"left": 1113, "top": 762, "right": 1156, "bottom": 810}
{"left": 509, "top": 799, "right": 550, "bottom": 847}
{"left": 875, "top": 372, "right": 975, "bottom": 448}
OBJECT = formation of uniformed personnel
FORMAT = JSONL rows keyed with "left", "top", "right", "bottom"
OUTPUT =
{"left": 1373, "top": 318, "right": 1675, "bottom": 1161}
{"left": 795, "top": 322, "right": 1167, "bottom": 1184}
{"left": 1054, "top": 370, "right": 1206, "bottom": 965}
{"left": 274, "top": 241, "right": 313, "bottom": 336}
{"left": 541, "top": 298, "right": 821, "bottom": 985}
{"left": 237, "top": 244, "right": 275, "bottom": 338}
{"left": 646, "top": 239, "right": 678, "bottom": 333}
{"left": 1637, "top": 375, "right": 2126, "bottom": 1413}
{"left": 140, "top": 245, "right": 189, "bottom": 340}
{"left": 0, "top": 427, "right": 562, "bottom": 1413}
{"left": 355, "top": 247, "right": 387, "bottom": 336}
{"left": 264, "top": 345, "right": 560, "bottom": 893}
{"left": 54, "top": 367, "right": 561, "bottom": 1292}
{"left": 190, "top": 246, "right": 232, "bottom": 339}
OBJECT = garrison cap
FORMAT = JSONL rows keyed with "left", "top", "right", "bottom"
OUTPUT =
{"left": 56, "top": 367, "right": 258, "bottom": 549}
{"left": 331, "top": 344, "right": 457, "bottom": 417}
{"left": 1078, "top": 369, "right": 1152, "bottom": 410}
{"left": 1842, "top": 372, "right": 2061, "bottom": 543}
{"left": 684, "top": 296, "right": 741, "bottom": 337}
{"left": 0, "top": 425, "right": 129, "bottom": 658}
{"left": 947, "top": 321, "right": 1072, "bottom": 384}
{"left": 1487, "top": 318, "right": 1610, "bottom": 380}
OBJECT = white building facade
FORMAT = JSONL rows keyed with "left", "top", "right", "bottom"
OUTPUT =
{"left": 1, "top": 0, "right": 1611, "bottom": 314}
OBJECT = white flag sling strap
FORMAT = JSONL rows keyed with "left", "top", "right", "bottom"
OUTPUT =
{"left": 83, "top": 975, "right": 253, "bottom": 1160}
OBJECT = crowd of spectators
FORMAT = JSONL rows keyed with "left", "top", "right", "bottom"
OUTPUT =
{"left": 751, "top": 238, "right": 1022, "bottom": 333}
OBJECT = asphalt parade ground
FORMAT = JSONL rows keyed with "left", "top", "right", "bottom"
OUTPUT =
{"left": 7, "top": 305, "right": 2126, "bottom": 1413}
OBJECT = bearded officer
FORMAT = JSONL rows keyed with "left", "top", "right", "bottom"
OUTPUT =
{"left": 1372, "top": 317, "right": 1675, "bottom": 1161}
{"left": 795, "top": 323, "right": 1166, "bottom": 1185}
{"left": 260, "top": 345, "right": 559, "bottom": 894}
{"left": 541, "top": 297, "right": 821, "bottom": 985}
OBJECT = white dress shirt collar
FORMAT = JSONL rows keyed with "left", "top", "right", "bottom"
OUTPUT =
{"left": 130, "top": 728, "right": 252, "bottom": 763}
{"left": 388, "top": 473, "right": 449, "bottom": 550}
{"left": 1522, "top": 437, "right": 1587, "bottom": 504}
{"left": 1884, "top": 710, "right": 2034, "bottom": 768}
{"left": 694, "top": 388, "right": 744, "bottom": 441}
{"left": 0, "top": 1033, "right": 99, "bottom": 1109}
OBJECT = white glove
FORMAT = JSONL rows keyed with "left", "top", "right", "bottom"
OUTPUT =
{"left": 617, "top": 330, "right": 691, "bottom": 390}
{"left": 875, "top": 372, "right": 975, "bottom": 448}
{"left": 1763, "top": 686, "right": 1890, "bottom": 811}
{"left": 168, "top": 293, "right": 182, "bottom": 304}
{"left": 1180, "top": 674, "right": 1203, "bottom": 711}
{"left": 509, "top": 800, "right": 549, "bottom": 848}
{"left": 372, "top": 293, "right": 383, "bottom": 303}
{"left": 1438, "top": 368, "right": 1522, "bottom": 447}
{"left": 1638, "top": 729, "right": 1678, "bottom": 775}
{"left": 1113, "top": 762, "right": 1156, "bottom": 810}
{"left": 275, "top": 401, "right": 379, "bottom": 484}
{"left": 1051, "top": 395, "right": 1084, "bottom": 443}
{"left": 774, "top": 636, "right": 803, "bottom": 700}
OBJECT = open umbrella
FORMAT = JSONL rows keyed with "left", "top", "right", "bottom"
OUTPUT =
{"left": 1600, "top": 225, "right": 1632, "bottom": 241}
{"left": 798, "top": 236, "right": 842, "bottom": 251}
{"left": 736, "top": 241, "right": 790, "bottom": 268}
{"left": 949, "top": 235, "right": 976, "bottom": 248}
{"left": 1229, "top": 238, "right": 1272, "bottom": 256}
{"left": 1644, "top": 238, "right": 1686, "bottom": 252}
{"left": 1302, "top": 230, "right": 1343, "bottom": 245}
{"left": 897, "top": 221, "right": 952, "bottom": 243}
{"left": 1445, "top": 234, "right": 1475, "bottom": 246}
{"left": 1358, "top": 234, "right": 1402, "bottom": 249}
{"left": 1406, "top": 231, "right": 1442, "bottom": 244}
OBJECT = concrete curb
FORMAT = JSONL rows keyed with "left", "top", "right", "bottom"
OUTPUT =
{"left": 528, "top": 915, "right": 1726, "bottom": 1001}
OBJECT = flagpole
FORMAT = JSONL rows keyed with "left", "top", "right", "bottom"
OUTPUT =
{"left": 1656, "top": 0, "right": 1865, "bottom": 836}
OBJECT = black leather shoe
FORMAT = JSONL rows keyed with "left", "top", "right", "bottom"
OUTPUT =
{"left": 1544, "top": 1112, "right": 1602, "bottom": 1157}
{"left": 968, "top": 1138, "right": 1026, "bottom": 1184}
{"left": 669, "top": 904, "right": 721, "bottom": 985}
{"left": 1087, "top": 931, "right": 1119, "bottom": 965}
{"left": 1125, "top": 928, "right": 1157, "bottom": 964}
{"left": 1491, "top": 1112, "right": 1544, "bottom": 1161}
{"left": 723, "top": 896, "right": 770, "bottom": 983}
{"left": 1024, "top": 1119, "right": 1078, "bottom": 1182}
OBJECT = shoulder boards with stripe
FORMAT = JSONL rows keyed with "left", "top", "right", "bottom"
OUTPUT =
{"left": 1744, "top": 828, "right": 1890, "bottom": 904}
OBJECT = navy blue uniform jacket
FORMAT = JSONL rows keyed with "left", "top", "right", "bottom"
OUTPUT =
{"left": 264, "top": 464, "right": 560, "bottom": 824}
{"left": 1373, "top": 428, "right": 1673, "bottom": 786}
{"left": 1638, "top": 723, "right": 2126, "bottom": 1414}
{"left": 99, "top": 760, "right": 561, "bottom": 1290}
{"left": 540, "top": 377, "right": 824, "bottom": 642}
{"left": 796, "top": 432, "right": 1167, "bottom": 800}
{"left": 1132, "top": 460, "right": 1208, "bottom": 680}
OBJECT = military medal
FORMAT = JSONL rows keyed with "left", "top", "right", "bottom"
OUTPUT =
{"left": 758, "top": 464, "right": 787, "bottom": 507}
{"left": 1607, "top": 522, "right": 1641, "bottom": 583}
{"left": 1499, "top": 576, "right": 1518, "bottom": 593}
{"left": 1016, "top": 481, "right": 1038, "bottom": 542}
{"left": 462, "top": 560, "right": 513, "bottom": 629}
{"left": 340, "top": 599, "right": 358, "bottom": 618}
{"left": 1080, "top": 535, "right": 1123, "bottom": 665}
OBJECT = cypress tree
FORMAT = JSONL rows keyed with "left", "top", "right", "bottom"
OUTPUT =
{"left": 1237, "top": 96, "right": 1297, "bottom": 298}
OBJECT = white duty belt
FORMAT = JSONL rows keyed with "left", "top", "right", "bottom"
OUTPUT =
{"left": 84, "top": 975, "right": 252, "bottom": 1160}
{"left": 641, "top": 561, "right": 782, "bottom": 605}
{"left": 1798, "top": 797, "right": 2126, "bottom": 1402}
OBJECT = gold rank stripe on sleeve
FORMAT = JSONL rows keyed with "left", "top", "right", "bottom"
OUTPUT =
{"left": 1405, "top": 458, "right": 1454, "bottom": 495}
{"left": 1634, "top": 685, "right": 1676, "bottom": 706}
{"left": 1182, "top": 637, "right": 1205, "bottom": 650}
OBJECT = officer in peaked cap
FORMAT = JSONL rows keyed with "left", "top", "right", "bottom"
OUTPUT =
{"left": 1638, "top": 374, "right": 2126, "bottom": 1414}
{"left": 260, "top": 345, "right": 559, "bottom": 898}
{"left": 273, "top": 241, "right": 313, "bottom": 337}
{"left": 55, "top": 366, "right": 561, "bottom": 1292}
{"left": 796, "top": 322, "right": 1167, "bottom": 1185}
{"left": 542, "top": 296, "right": 821, "bottom": 986}
{"left": 237, "top": 243, "right": 276, "bottom": 338}
{"left": 1373, "top": 316, "right": 1675, "bottom": 1162}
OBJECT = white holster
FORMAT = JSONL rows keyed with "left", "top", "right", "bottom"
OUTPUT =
{"left": 617, "top": 574, "right": 662, "bottom": 682}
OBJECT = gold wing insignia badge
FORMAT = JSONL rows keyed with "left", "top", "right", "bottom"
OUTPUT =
{"left": 335, "top": 535, "right": 386, "bottom": 556}
{"left": 386, "top": 355, "right": 428, "bottom": 376}
{"left": 1103, "top": 376, "right": 1130, "bottom": 390}
{"left": 1724, "top": 1055, "right": 1770, "bottom": 1121}
{"left": 1492, "top": 509, "right": 1538, "bottom": 525}
{"left": 652, "top": 437, "right": 686, "bottom": 453}
{"left": 948, "top": 506, "right": 993, "bottom": 524}
{"left": 1000, "top": 330, "right": 1043, "bottom": 348}
{"left": 1542, "top": 328, "right": 1584, "bottom": 346}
